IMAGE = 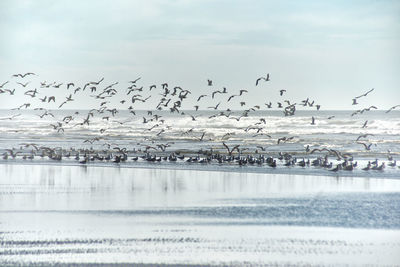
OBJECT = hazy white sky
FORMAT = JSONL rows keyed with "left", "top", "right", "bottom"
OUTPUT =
{"left": 0, "top": 0, "right": 399, "bottom": 110}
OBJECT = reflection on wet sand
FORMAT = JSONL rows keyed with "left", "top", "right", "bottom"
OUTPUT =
{"left": 1, "top": 164, "right": 400, "bottom": 266}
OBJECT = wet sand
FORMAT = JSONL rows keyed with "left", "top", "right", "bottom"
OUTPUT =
{"left": 1, "top": 164, "right": 400, "bottom": 266}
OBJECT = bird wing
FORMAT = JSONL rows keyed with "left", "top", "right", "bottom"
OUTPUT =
{"left": 222, "top": 142, "right": 230, "bottom": 153}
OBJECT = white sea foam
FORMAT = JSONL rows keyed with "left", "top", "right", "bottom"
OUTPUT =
{"left": 0, "top": 110, "right": 399, "bottom": 161}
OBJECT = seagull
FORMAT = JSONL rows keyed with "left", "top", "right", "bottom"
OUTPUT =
{"left": 255, "top": 74, "right": 270, "bottom": 86}
{"left": 62, "top": 116, "right": 74, "bottom": 123}
{"left": 357, "top": 142, "right": 372, "bottom": 150}
{"left": 129, "top": 77, "right": 141, "bottom": 84}
{"left": 53, "top": 83, "right": 63, "bottom": 88}
{"left": 239, "top": 89, "right": 248, "bottom": 96}
{"left": 58, "top": 101, "right": 67, "bottom": 108}
{"left": 12, "top": 72, "right": 35, "bottom": 78}
{"left": 386, "top": 105, "right": 400, "bottom": 113}
{"left": 38, "top": 110, "right": 55, "bottom": 118}
{"left": 222, "top": 142, "right": 240, "bottom": 156}
{"left": 279, "top": 89, "right": 286, "bottom": 96}
{"left": 197, "top": 94, "right": 207, "bottom": 101}
{"left": 361, "top": 120, "right": 368, "bottom": 128}
{"left": 277, "top": 137, "right": 287, "bottom": 144}
{"left": 90, "top": 77, "right": 104, "bottom": 85}
{"left": 207, "top": 79, "right": 213, "bottom": 86}
{"left": 352, "top": 98, "right": 358, "bottom": 105}
{"left": 212, "top": 90, "right": 222, "bottom": 99}
{"left": 198, "top": 132, "right": 206, "bottom": 141}
{"left": 208, "top": 102, "right": 220, "bottom": 110}
{"left": 0, "top": 113, "right": 21, "bottom": 120}
{"left": 227, "top": 95, "right": 237, "bottom": 102}
{"left": 16, "top": 81, "right": 30, "bottom": 87}
{"left": 0, "top": 81, "right": 9, "bottom": 88}
{"left": 355, "top": 88, "right": 374, "bottom": 99}
{"left": 67, "top": 82, "right": 75, "bottom": 89}
{"left": 256, "top": 146, "right": 267, "bottom": 151}
{"left": 311, "top": 116, "right": 315, "bottom": 125}
{"left": 361, "top": 106, "right": 378, "bottom": 113}
{"left": 356, "top": 133, "right": 374, "bottom": 141}
{"left": 24, "top": 89, "right": 38, "bottom": 97}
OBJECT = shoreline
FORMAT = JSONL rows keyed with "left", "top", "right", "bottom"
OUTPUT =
{"left": 1, "top": 158, "right": 398, "bottom": 180}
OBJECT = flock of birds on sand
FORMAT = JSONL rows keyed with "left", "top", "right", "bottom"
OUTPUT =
{"left": 0, "top": 72, "right": 399, "bottom": 174}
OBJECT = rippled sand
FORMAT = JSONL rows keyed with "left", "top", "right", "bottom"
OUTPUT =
{"left": 1, "top": 164, "right": 400, "bottom": 266}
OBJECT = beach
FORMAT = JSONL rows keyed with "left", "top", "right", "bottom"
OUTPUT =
{"left": 1, "top": 163, "right": 400, "bottom": 266}
{"left": 0, "top": 107, "right": 399, "bottom": 266}
{"left": 2, "top": 0, "right": 400, "bottom": 265}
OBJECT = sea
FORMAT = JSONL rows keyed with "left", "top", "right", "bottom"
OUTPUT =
{"left": 0, "top": 109, "right": 399, "bottom": 177}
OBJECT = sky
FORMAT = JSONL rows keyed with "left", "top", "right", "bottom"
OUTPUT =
{"left": 0, "top": 0, "right": 399, "bottom": 110}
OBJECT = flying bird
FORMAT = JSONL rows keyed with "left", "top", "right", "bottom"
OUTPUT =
{"left": 239, "top": 89, "right": 248, "bottom": 96}
{"left": 222, "top": 142, "right": 240, "bottom": 155}
{"left": 386, "top": 105, "right": 400, "bottom": 113}
{"left": 265, "top": 102, "right": 272, "bottom": 108}
{"left": 0, "top": 81, "right": 9, "bottom": 88}
{"left": 0, "top": 113, "right": 21, "bottom": 120}
{"left": 361, "top": 120, "right": 368, "bottom": 128}
{"left": 355, "top": 88, "right": 374, "bottom": 99}
{"left": 16, "top": 81, "right": 30, "bottom": 87}
{"left": 197, "top": 94, "right": 207, "bottom": 101}
{"left": 90, "top": 77, "right": 104, "bottom": 85}
{"left": 255, "top": 74, "right": 270, "bottom": 86}
{"left": 12, "top": 72, "right": 35, "bottom": 78}
{"left": 67, "top": 83, "right": 75, "bottom": 89}
{"left": 227, "top": 95, "right": 237, "bottom": 102}
{"left": 357, "top": 142, "right": 372, "bottom": 150}
{"left": 208, "top": 102, "right": 220, "bottom": 110}
{"left": 129, "top": 77, "right": 141, "bottom": 84}
{"left": 356, "top": 133, "right": 374, "bottom": 141}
